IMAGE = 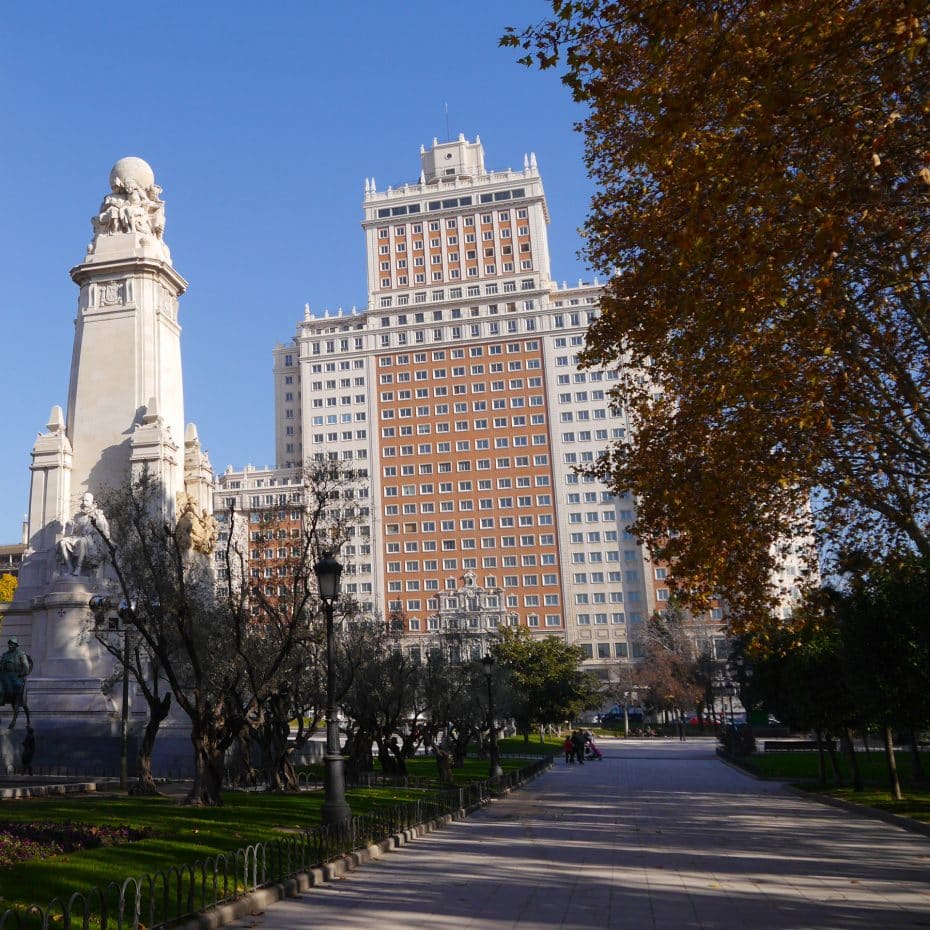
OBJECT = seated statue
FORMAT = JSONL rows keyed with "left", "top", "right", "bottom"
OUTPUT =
{"left": 56, "top": 492, "right": 110, "bottom": 576}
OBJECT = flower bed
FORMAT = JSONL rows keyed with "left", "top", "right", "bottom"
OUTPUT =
{"left": 0, "top": 822, "right": 151, "bottom": 866}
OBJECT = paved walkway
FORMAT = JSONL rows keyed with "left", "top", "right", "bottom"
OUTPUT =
{"left": 227, "top": 740, "right": 930, "bottom": 929}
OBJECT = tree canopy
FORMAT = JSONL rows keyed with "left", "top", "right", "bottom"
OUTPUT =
{"left": 492, "top": 627, "right": 601, "bottom": 734}
{"left": 0, "top": 574, "right": 16, "bottom": 603}
{"left": 503, "top": 1, "right": 930, "bottom": 630}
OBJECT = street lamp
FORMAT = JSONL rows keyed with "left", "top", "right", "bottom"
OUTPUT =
{"left": 481, "top": 653, "right": 503, "bottom": 779}
{"left": 89, "top": 595, "right": 131, "bottom": 789}
{"left": 724, "top": 679, "right": 736, "bottom": 724}
{"left": 314, "top": 553, "right": 351, "bottom": 827}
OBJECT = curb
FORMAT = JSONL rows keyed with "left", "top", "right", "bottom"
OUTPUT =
{"left": 173, "top": 811, "right": 464, "bottom": 930}
{"left": 0, "top": 781, "right": 99, "bottom": 799}
{"left": 174, "top": 763, "right": 550, "bottom": 930}
{"left": 783, "top": 784, "right": 930, "bottom": 841}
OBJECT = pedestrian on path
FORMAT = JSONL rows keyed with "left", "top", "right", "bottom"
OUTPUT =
{"left": 562, "top": 736, "right": 574, "bottom": 763}
{"left": 570, "top": 729, "right": 586, "bottom": 764}
{"left": 677, "top": 714, "right": 686, "bottom": 741}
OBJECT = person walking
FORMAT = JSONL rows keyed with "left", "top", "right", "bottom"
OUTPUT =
{"left": 571, "top": 729, "right": 586, "bottom": 765}
{"left": 677, "top": 714, "right": 686, "bottom": 742}
{"left": 562, "top": 736, "right": 575, "bottom": 764}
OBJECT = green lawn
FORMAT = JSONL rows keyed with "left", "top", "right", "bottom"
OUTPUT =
{"left": 0, "top": 785, "right": 418, "bottom": 913}
{"left": 733, "top": 750, "right": 930, "bottom": 824}
{"left": 803, "top": 785, "right": 930, "bottom": 825}
{"left": 497, "top": 735, "right": 563, "bottom": 756}
{"left": 738, "top": 749, "right": 922, "bottom": 785}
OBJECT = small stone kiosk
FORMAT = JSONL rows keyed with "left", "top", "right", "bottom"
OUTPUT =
{"left": 0, "top": 157, "right": 214, "bottom": 772}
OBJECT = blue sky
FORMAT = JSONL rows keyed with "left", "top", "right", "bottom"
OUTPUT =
{"left": 0, "top": 1, "right": 594, "bottom": 541}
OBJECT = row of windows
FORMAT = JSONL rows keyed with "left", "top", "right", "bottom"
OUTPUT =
{"left": 381, "top": 447, "right": 550, "bottom": 467}
{"left": 383, "top": 432, "right": 545, "bottom": 449}
{"left": 379, "top": 262, "right": 535, "bottom": 289}
{"left": 387, "top": 567, "right": 559, "bottom": 587}
{"left": 560, "top": 410, "right": 612, "bottom": 422}
{"left": 381, "top": 535, "right": 553, "bottom": 552}
{"left": 379, "top": 288, "right": 536, "bottom": 308}
{"left": 567, "top": 511, "right": 622, "bottom": 524}
{"left": 385, "top": 553, "right": 556, "bottom": 568}
{"left": 567, "top": 492, "right": 620, "bottom": 504}
{"left": 384, "top": 465, "right": 549, "bottom": 483}
{"left": 378, "top": 283, "right": 525, "bottom": 310}
{"left": 384, "top": 527, "right": 556, "bottom": 546}
{"left": 579, "top": 642, "right": 646, "bottom": 660}
{"left": 573, "top": 570, "right": 641, "bottom": 584}
{"left": 380, "top": 343, "right": 539, "bottom": 364}
{"left": 381, "top": 421, "right": 547, "bottom": 439}
{"left": 378, "top": 225, "right": 531, "bottom": 252}
{"left": 373, "top": 303, "right": 596, "bottom": 330}
{"left": 375, "top": 204, "right": 529, "bottom": 226}
{"left": 576, "top": 591, "right": 637, "bottom": 605}
{"left": 402, "top": 614, "right": 563, "bottom": 632}
{"left": 382, "top": 401, "right": 544, "bottom": 420}
{"left": 383, "top": 511, "right": 554, "bottom": 528}
{"left": 577, "top": 613, "right": 628, "bottom": 625}
{"left": 379, "top": 375, "right": 542, "bottom": 392}
{"left": 310, "top": 434, "right": 368, "bottom": 445}
{"left": 569, "top": 551, "right": 629, "bottom": 564}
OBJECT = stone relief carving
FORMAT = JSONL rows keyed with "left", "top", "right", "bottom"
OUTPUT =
{"left": 99, "top": 281, "right": 124, "bottom": 306}
{"left": 56, "top": 492, "right": 110, "bottom": 577}
{"left": 176, "top": 492, "right": 219, "bottom": 555}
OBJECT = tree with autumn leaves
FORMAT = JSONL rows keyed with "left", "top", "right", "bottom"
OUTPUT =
{"left": 504, "top": 2, "right": 930, "bottom": 632}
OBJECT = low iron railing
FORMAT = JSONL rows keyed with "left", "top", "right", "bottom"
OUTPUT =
{"left": 0, "top": 757, "right": 551, "bottom": 930}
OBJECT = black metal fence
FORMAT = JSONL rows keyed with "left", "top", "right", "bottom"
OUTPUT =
{"left": 0, "top": 757, "right": 551, "bottom": 930}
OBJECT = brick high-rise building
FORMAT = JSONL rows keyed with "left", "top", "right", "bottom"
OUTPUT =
{"left": 211, "top": 137, "right": 746, "bottom": 673}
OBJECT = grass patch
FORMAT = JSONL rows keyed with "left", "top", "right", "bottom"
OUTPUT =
{"left": 732, "top": 749, "right": 930, "bottom": 824}
{"left": 737, "top": 749, "right": 922, "bottom": 784}
{"left": 497, "top": 735, "right": 562, "bottom": 756}
{"left": 0, "top": 785, "right": 419, "bottom": 911}
{"left": 801, "top": 786, "right": 930, "bottom": 825}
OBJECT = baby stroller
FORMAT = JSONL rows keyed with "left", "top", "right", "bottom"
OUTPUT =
{"left": 584, "top": 740, "right": 603, "bottom": 761}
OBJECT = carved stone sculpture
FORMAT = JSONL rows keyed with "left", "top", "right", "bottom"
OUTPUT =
{"left": 176, "top": 492, "right": 219, "bottom": 555}
{"left": 56, "top": 492, "right": 110, "bottom": 577}
{"left": 90, "top": 157, "right": 166, "bottom": 242}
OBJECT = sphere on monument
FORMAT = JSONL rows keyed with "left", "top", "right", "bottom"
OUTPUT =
{"left": 109, "top": 156, "right": 155, "bottom": 192}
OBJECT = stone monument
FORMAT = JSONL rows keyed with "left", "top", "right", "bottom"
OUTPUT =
{"left": 0, "top": 157, "right": 213, "bottom": 771}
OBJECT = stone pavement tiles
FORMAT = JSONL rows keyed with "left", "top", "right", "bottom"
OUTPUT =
{"left": 225, "top": 740, "right": 930, "bottom": 929}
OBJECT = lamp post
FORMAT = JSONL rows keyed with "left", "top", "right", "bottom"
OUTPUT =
{"left": 481, "top": 653, "right": 503, "bottom": 779}
{"left": 89, "top": 595, "right": 131, "bottom": 789}
{"left": 314, "top": 553, "right": 351, "bottom": 827}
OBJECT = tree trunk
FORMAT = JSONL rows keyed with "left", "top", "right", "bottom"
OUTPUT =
{"left": 130, "top": 692, "right": 171, "bottom": 796}
{"left": 883, "top": 724, "right": 903, "bottom": 801}
{"left": 826, "top": 734, "right": 841, "bottom": 784}
{"left": 264, "top": 722, "right": 300, "bottom": 791}
{"left": 815, "top": 729, "right": 827, "bottom": 785}
{"left": 910, "top": 730, "right": 925, "bottom": 784}
{"left": 187, "top": 731, "right": 226, "bottom": 806}
{"left": 843, "top": 727, "right": 863, "bottom": 792}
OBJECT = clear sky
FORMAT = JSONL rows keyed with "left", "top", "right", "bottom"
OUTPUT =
{"left": 0, "top": 1, "right": 594, "bottom": 542}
